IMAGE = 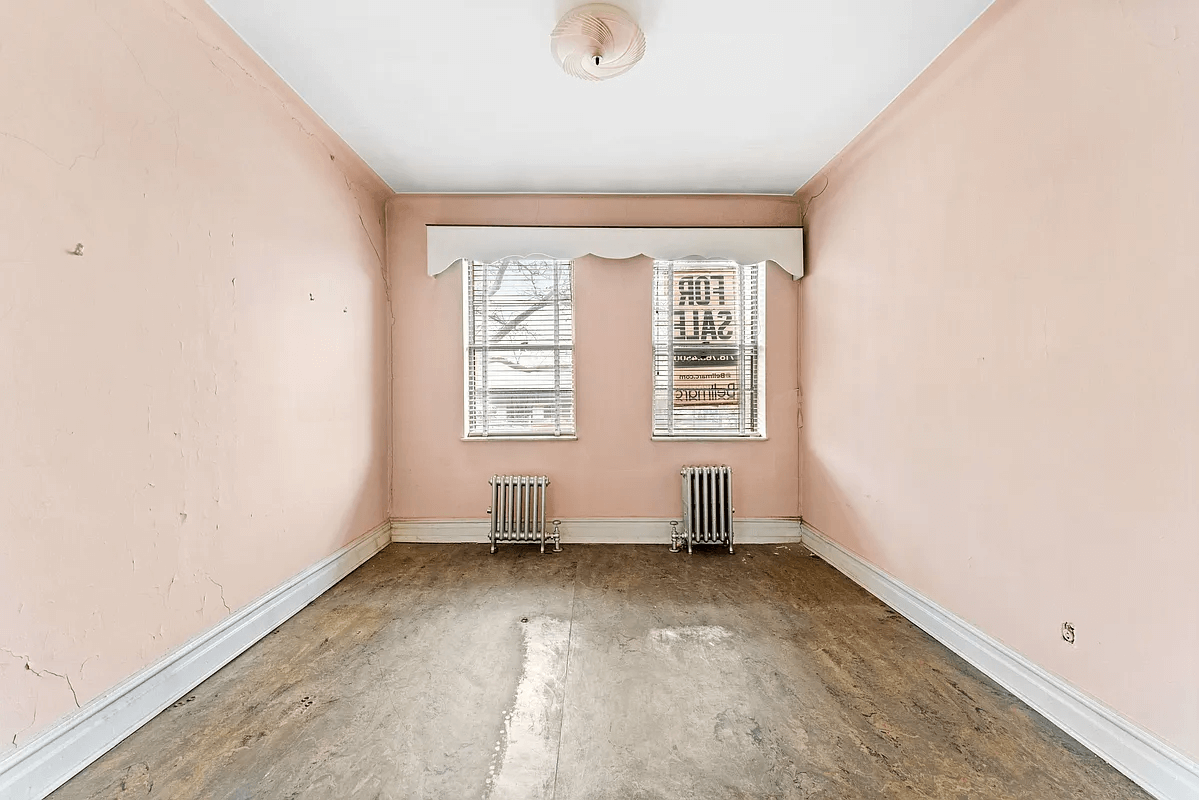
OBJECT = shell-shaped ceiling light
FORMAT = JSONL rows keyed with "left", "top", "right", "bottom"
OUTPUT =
{"left": 551, "top": 3, "right": 646, "bottom": 81}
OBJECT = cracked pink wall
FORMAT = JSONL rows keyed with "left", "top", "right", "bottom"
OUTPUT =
{"left": 0, "top": 0, "right": 391, "bottom": 750}
{"left": 798, "top": 0, "right": 1199, "bottom": 759}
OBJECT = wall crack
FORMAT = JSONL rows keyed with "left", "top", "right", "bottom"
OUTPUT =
{"left": 160, "top": 1, "right": 322, "bottom": 144}
{"left": 0, "top": 130, "right": 106, "bottom": 172}
{"left": 207, "top": 577, "right": 232, "bottom": 614}
{"left": 1, "top": 647, "right": 81, "bottom": 708}
{"left": 358, "top": 213, "right": 389, "bottom": 300}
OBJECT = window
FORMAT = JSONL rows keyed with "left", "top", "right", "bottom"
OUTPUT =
{"left": 652, "top": 259, "right": 765, "bottom": 438}
{"left": 464, "top": 259, "right": 575, "bottom": 438}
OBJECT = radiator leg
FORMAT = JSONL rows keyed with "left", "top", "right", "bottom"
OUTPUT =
{"left": 489, "top": 480, "right": 498, "bottom": 554}
{"left": 729, "top": 504, "right": 735, "bottom": 555}
{"left": 669, "top": 520, "right": 682, "bottom": 553}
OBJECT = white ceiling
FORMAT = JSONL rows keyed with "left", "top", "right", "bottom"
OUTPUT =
{"left": 206, "top": 0, "right": 993, "bottom": 194}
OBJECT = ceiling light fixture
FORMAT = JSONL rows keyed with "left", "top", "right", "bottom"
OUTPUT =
{"left": 551, "top": 3, "right": 646, "bottom": 81}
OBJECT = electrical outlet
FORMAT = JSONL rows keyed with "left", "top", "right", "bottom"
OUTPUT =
{"left": 1061, "top": 622, "right": 1076, "bottom": 644}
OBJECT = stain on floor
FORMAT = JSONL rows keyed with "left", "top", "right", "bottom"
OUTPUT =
{"left": 51, "top": 544, "right": 1151, "bottom": 799}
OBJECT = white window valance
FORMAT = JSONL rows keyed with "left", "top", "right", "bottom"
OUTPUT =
{"left": 427, "top": 226, "right": 804, "bottom": 280}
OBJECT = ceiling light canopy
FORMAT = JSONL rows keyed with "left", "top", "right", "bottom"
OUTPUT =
{"left": 551, "top": 3, "right": 646, "bottom": 81}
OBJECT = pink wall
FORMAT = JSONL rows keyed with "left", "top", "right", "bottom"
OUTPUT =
{"left": 0, "top": 0, "right": 391, "bottom": 750}
{"left": 388, "top": 195, "right": 800, "bottom": 520}
{"left": 798, "top": 0, "right": 1198, "bottom": 760}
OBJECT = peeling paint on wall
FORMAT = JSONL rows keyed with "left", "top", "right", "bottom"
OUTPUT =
{"left": 0, "top": 0, "right": 390, "bottom": 751}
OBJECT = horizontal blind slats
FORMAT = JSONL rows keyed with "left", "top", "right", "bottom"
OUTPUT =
{"left": 466, "top": 259, "right": 575, "bottom": 437}
{"left": 652, "top": 259, "right": 763, "bottom": 437}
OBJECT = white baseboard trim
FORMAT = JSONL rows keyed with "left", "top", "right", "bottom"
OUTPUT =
{"left": 0, "top": 520, "right": 393, "bottom": 800}
{"left": 20, "top": 519, "right": 1183, "bottom": 799}
{"left": 390, "top": 518, "right": 802, "bottom": 545}
{"left": 800, "top": 522, "right": 1199, "bottom": 800}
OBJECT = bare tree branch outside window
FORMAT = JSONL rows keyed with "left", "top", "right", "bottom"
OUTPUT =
{"left": 465, "top": 259, "right": 575, "bottom": 437}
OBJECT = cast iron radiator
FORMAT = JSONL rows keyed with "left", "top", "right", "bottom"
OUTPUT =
{"left": 672, "top": 466, "right": 734, "bottom": 554}
{"left": 487, "top": 475, "right": 560, "bottom": 554}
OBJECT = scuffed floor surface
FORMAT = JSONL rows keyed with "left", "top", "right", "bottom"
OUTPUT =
{"left": 52, "top": 544, "right": 1150, "bottom": 799}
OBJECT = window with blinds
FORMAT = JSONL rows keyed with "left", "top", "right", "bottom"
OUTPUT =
{"left": 652, "top": 259, "right": 766, "bottom": 438}
{"left": 464, "top": 259, "right": 575, "bottom": 438}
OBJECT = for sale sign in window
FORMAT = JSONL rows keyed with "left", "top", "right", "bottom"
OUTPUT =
{"left": 671, "top": 267, "right": 740, "bottom": 407}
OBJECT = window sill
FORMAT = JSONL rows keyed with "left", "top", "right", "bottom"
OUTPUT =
{"left": 462, "top": 435, "right": 578, "bottom": 442}
{"left": 651, "top": 435, "right": 768, "bottom": 442}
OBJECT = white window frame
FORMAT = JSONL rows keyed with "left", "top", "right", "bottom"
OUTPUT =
{"left": 651, "top": 259, "right": 767, "bottom": 440}
{"left": 462, "top": 258, "right": 577, "bottom": 440}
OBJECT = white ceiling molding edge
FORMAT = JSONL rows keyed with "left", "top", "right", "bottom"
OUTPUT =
{"left": 427, "top": 226, "right": 804, "bottom": 279}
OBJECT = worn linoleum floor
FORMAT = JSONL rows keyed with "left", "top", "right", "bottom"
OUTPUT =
{"left": 53, "top": 544, "right": 1149, "bottom": 800}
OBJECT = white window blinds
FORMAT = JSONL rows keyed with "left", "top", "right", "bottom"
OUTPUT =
{"left": 464, "top": 259, "right": 575, "bottom": 438}
{"left": 652, "top": 259, "right": 766, "bottom": 438}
